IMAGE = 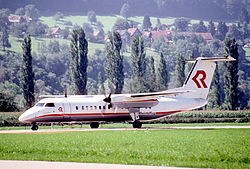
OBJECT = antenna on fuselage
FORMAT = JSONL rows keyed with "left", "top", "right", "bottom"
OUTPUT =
{"left": 64, "top": 85, "right": 67, "bottom": 98}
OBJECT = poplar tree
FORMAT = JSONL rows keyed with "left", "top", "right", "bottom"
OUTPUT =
{"left": 208, "top": 20, "right": 216, "bottom": 36}
{"left": 175, "top": 55, "right": 185, "bottom": 87}
{"left": 157, "top": 53, "right": 168, "bottom": 90}
{"left": 70, "top": 28, "right": 88, "bottom": 95}
{"left": 130, "top": 36, "right": 147, "bottom": 93}
{"left": 223, "top": 38, "right": 239, "bottom": 110}
{"left": 207, "top": 67, "right": 221, "bottom": 109}
{"left": 148, "top": 57, "right": 156, "bottom": 92}
{"left": 21, "top": 35, "right": 35, "bottom": 108}
{"left": 98, "top": 72, "right": 105, "bottom": 95}
{"left": 105, "top": 31, "right": 124, "bottom": 94}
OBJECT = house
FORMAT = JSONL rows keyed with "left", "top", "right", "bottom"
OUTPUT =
{"left": 47, "top": 27, "right": 62, "bottom": 38}
{"left": 8, "top": 16, "right": 32, "bottom": 23}
{"left": 150, "top": 30, "right": 174, "bottom": 42}
{"left": 177, "top": 32, "right": 213, "bottom": 42}
{"left": 127, "top": 28, "right": 142, "bottom": 37}
{"left": 93, "top": 31, "right": 105, "bottom": 43}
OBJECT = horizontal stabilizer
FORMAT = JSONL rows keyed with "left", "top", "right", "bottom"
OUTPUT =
{"left": 185, "top": 56, "right": 236, "bottom": 63}
{"left": 130, "top": 90, "right": 190, "bottom": 98}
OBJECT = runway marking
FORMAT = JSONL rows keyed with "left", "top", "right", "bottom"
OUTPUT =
{"left": 0, "top": 160, "right": 203, "bottom": 169}
{"left": 0, "top": 126, "right": 249, "bottom": 134}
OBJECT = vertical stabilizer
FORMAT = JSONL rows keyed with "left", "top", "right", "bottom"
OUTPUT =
{"left": 180, "top": 56, "right": 235, "bottom": 99}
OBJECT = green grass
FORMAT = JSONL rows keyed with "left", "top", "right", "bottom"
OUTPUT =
{"left": 0, "top": 122, "right": 249, "bottom": 131}
{"left": 4, "top": 35, "right": 104, "bottom": 56}
{"left": 0, "top": 129, "right": 249, "bottom": 168}
{"left": 243, "top": 47, "right": 250, "bottom": 57}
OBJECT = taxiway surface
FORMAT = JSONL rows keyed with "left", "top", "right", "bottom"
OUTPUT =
{"left": 0, "top": 126, "right": 249, "bottom": 134}
{"left": 0, "top": 160, "right": 204, "bottom": 169}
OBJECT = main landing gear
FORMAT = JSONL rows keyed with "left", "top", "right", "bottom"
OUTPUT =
{"left": 31, "top": 122, "right": 39, "bottom": 131}
{"left": 90, "top": 122, "right": 99, "bottom": 128}
{"left": 129, "top": 109, "right": 142, "bottom": 128}
{"left": 132, "top": 120, "right": 142, "bottom": 128}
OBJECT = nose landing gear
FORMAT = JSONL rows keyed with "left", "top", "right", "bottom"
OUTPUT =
{"left": 31, "top": 122, "right": 39, "bottom": 131}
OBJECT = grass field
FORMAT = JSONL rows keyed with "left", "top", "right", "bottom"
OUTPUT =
{"left": 1, "top": 122, "right": 250, "bottom": 131}
{"left": 0, "top": 129, "right": 249, "bottom": 169}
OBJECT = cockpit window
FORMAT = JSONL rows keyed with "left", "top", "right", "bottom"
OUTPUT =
{"left": 45, "top": 103, "right": 55, "bottom": 107}
{"left": 35, "top": 103, "right": 45, "bottom": 107}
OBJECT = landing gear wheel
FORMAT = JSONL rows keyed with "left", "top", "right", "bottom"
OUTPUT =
{"left": 132, "top": 121, "right": 142, "bottom": 128}
{"left": 31, "top": 123, "right": 38, "bottom": 131}
{"left": 90, "top": 122, "right": 99, "bottom": 128}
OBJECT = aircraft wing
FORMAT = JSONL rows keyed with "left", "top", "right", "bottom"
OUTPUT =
{"left": 111, "top": 90, "right": 190, "bottom": 109}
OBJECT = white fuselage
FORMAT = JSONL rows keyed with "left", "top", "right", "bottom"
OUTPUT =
{"left": 19, "top": 95, "right": 207, "bottom": 123}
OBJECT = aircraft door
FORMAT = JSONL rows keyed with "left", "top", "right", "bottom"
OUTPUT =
{"left": 62, "top": 101, "right": 71, "bottom": 120}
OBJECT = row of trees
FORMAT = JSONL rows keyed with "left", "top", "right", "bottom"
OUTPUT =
{"left": 1, "top": 0, "right": 249, "bottom": 21}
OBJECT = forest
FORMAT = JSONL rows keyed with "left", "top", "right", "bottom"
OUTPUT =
{"left": 0, "top": 0, "right": 250, "bottom": 112}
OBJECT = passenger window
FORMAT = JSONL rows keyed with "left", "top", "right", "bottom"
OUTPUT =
{"left": 90, "top": 106, "right": 93, "bottom": 110}
{"left": 103, "top": 106, "right": 105, "bottom": 109}
{"left": 36, "top": 103, "right": 45, "bottom": 107}
{"left": 45, "top": 103, "right": 55, "bottom": 107}
{"left": 86, "top": 106, "right": 88, "bottom": 110}
{"left": 94, "top": 106, "right": 97, "bottom": 109}
{"left": 76, "top": 106, "right": 78, "bottom": 110}
{"left": 82, "top": 106, "right": 84, "bottom": 110}
{"left": 99, "top": 106, "right": 101, "bottom": 109}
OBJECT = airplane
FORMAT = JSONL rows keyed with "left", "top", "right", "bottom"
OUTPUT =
{"left": 19, "top": 56, "right": 235, "bottom": 130}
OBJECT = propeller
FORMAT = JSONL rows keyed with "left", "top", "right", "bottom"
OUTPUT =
{"left": 103, "top": 93, "right": 113, "bottom": 108}
{"left": 64, "top": 85, "right": 67, "bottom": 98}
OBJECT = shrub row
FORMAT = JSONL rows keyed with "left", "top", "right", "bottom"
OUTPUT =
{"left": 0, "top": 111, "right": 249, "bottom": 127}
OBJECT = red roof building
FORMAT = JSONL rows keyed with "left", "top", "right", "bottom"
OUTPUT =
{"left": 8, "top": 16, "right": 32, "bottom": 23}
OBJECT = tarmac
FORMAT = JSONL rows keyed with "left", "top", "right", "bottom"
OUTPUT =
{"left": 0, "top": 126, "right": 249, "bottom": 134}
{"left": 0, "top": 160, "right": 205, "bottom": 169}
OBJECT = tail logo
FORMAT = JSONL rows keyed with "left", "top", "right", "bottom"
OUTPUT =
{"left": 192, "top": 70, "right": 208, "bottom": 88}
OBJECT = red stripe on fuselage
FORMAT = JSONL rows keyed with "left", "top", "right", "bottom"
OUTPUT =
{"left": 26, "top": 110, "right": 187, "bottom": 122}
{"left": 112, "top": 99, "right": 158, "bottom": 104}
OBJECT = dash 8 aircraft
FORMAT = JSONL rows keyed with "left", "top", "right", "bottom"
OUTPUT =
{"left": 19, "top": 56, "right": 235, "bottom": 130}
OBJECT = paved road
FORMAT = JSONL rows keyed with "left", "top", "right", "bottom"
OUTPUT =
{"left": 0, "top": 160, "right": 204, "bottom": 169}
{"left": 0, "top": 126, "right": 249, "bottom": 134}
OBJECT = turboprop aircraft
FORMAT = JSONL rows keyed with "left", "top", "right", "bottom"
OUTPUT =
{"left": 19, "top": 56, "right": 235, "bottom": 130}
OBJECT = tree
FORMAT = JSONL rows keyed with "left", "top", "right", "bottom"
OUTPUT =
{"left": 208, "top": 20, "right": 216, "bottom": 36}
{"left": 223, "top": 38, "right": 239, "bottom": 110}
{"left": 120, "top": 3, "right": 130, "bottom": 18}
{"left": 142, "top": 16, "right": 152, "bottom": 31}
{"left": 0, "top": 93, "right": 19, "bottom": 112}
{"left": 156, "top": 18, "right": 162, "bottom": 30}
{"left": 70, "top": 28, "right": 88, "bottom": 95}
{"left": 48, "top": 40, "right": 60, "bottom": 53}
{"left": 215, "top": 22, "right": 228, "bottom": 41}
{"left": 1, "top": 26, "right": 11, "bottom": 51}
{"left": 239, "top": 7, "right": 249, "bottom": 24}
{"left": 226, "top": 24, "right": 242, "bottom": 40}
{"left": 192, "top": 20, "right": 207, "bottom": 33}
{"left": 174, "top": 18, "right": 190, "bottom": 32}
{"left": 15, "top": 8, "right": 25, "bottom": 15}
{"left": 105, "top": 31, "right": 124, "bottom": 94}
{"left": 175, "top": 55, "right": 185, "bottom": 87}
{"left": 157, "top": 53, "right": 168, "bottom": 90}
{"left": 53, "top": 12, "right": 64, "bottom": 21}
{"left": 207, "top": 67, "right": 221, "bottom": 109}
{"left": 24, "top": 4, "right": 40, "bottom": 20}
{"left": 27, "top": 21, "right": 48, "bottom": 37}
{"left": 21, "top": 35, "right": 35, "bottom": 108}
{"left": 147, "top": 57, "right": 156, "bottom": 92}
{"left": 98, "top": 72, "right": 105, "bottom": 95}
{"left": 87, "top": 10, "right": 97, "bottom": 24}
{"left": 130, "top": 36, "right": 147, "bottom": 93}
{"left": 112, "top": 18, "right": 130, "bottom": 30}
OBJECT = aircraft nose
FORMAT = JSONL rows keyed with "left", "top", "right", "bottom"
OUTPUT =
{"left": 18, "top": 113, "right": 28, "bottom": 122}
{"left": 19, "top": 109, "right": 35, "bottom": 123}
